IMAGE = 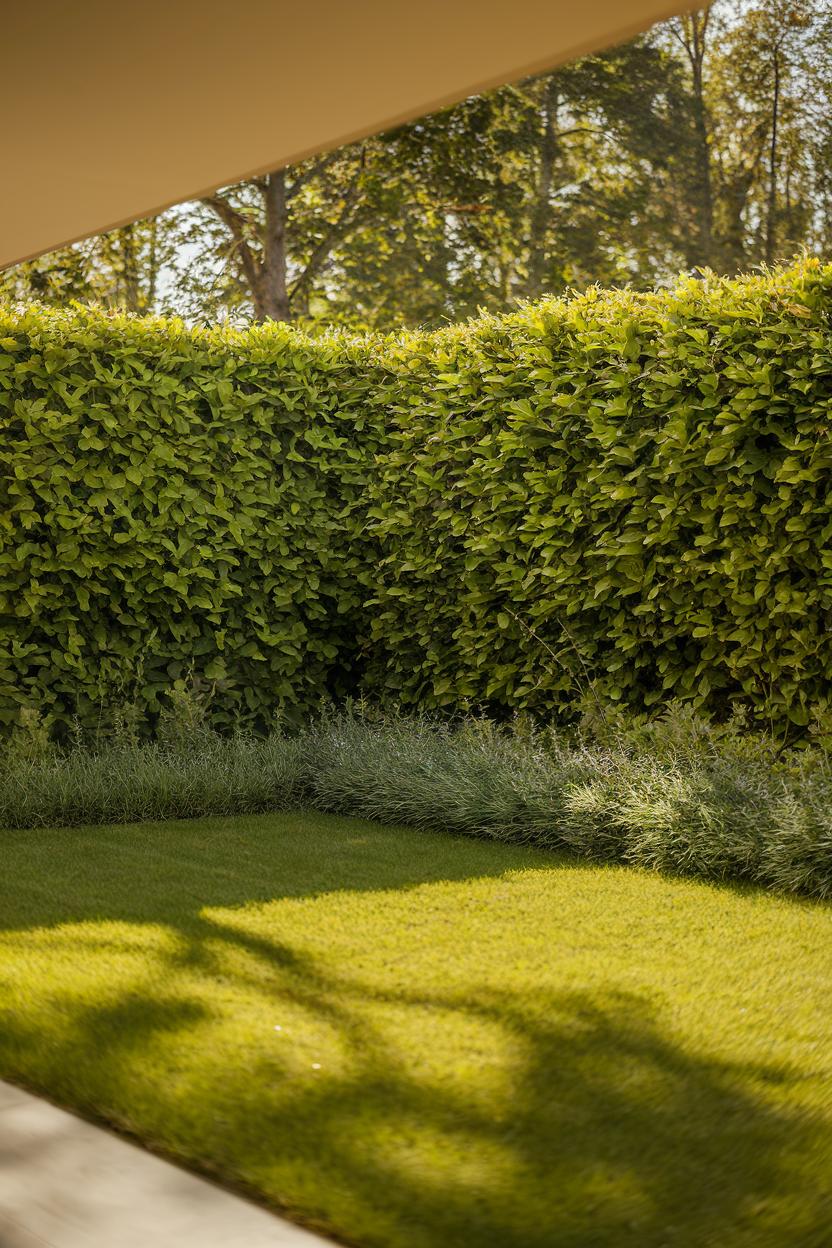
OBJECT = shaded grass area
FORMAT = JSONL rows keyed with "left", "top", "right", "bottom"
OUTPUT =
{"left": 1, "top": 812, "right": 831, "bottom": 1247}
{"left": 4, "top": 705, "right": 832, "bottom": 898}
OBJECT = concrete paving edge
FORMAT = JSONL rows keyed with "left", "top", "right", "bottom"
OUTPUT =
{"left": 0, "top": 1080, "right": 332, "bottom": 1248}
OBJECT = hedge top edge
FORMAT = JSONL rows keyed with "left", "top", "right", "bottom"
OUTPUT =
{"left": 2, "top": 255, "right": 827, "bottom": 353}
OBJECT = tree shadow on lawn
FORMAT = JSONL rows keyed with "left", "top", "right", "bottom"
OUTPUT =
{"left": 0, "top": 811, "right": 566, "bottom": 930}
{"left": 1, "top": 938, "right": 830, "bottom": 1248}
{"left": 1, "top": 809, "right": 828, "bottom": 930}
{"left": 1, "top": 812, "right": 830, "bottom": 1247}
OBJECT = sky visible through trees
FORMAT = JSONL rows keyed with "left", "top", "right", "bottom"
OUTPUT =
{"left": 4, "top": 0, "right": 832, "bottom": 330}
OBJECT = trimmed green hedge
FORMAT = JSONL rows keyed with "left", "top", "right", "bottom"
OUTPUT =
{"left": 0, "top": 310, "right": 379, "bottom": 732}
{"left": 2, "top": 259, "right": 832, "bottom": 735}
{"left": 364, "top": 260, "right": 832, "bottom": 731}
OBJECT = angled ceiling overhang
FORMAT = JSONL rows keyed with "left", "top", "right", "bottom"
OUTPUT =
{"left": 2, "top": 0, "right": 692, "bottom": 269}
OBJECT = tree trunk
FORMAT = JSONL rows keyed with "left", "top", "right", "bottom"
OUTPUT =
{"left": 525, "top": 76, "right": 559, "bottom": 299}
{"left": 261, "top": 170, "right": 291, "bottom": 321}
{"left": 680, "top": 14, "right": 714, "bottom": 269}
{"left": 121, "top": 223, "right": 141, "bottom": 312}
{"left": 147, "top": 218, "right": 158, "bottom": 310}
{"left": 764, "top": 49, "right": 781, "bottom": 265}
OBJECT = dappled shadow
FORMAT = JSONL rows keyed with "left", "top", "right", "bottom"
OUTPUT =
{"left": 0, "top": 811, "right": 573, "bottom": 933}
{"left": 1, "top": 813, "right": 830, "bottom": 1247}
{"left": 2, "top": 809, "right": 826, "bottom": 935}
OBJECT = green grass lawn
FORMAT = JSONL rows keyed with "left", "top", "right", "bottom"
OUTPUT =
{"left": 1, "top": 813, "right": 830, "bottom": 1248}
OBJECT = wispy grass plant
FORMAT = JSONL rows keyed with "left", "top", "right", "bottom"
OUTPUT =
{"left": 2, "top": 696, "right": 830, "bottom": 897}
{"left": 304, "top": 705, "right": 832, "bottom": 898}
{"left": 0, "top": 697, "right": 306, "bottom": 830}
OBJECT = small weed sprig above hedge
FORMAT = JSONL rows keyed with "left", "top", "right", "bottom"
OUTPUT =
{"left": 2, "top": 700, "right": 830, "bottom": 899}
{"left": 3, "top": 259, "right": 832, "bottom": 735}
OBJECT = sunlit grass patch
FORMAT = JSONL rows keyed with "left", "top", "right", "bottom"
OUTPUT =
{"left": 1, "top": 811, "right": 830, "bottom": 1247}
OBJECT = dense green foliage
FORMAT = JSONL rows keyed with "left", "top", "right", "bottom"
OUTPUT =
{"left": 364, "top": 261, "right": 832, "bottom": 730}
{"left": 3, "top": 260, "right": 832, "bottom": 734}
{"left": 3, "top": 700, "right": 831, "bottom": 898}
{"left": 0, "top": 308, "right": 377, "bottom": 732}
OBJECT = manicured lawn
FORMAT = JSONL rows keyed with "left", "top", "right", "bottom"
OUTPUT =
{"left": 1, "top": 813, "right": 830, "bottom": 1248}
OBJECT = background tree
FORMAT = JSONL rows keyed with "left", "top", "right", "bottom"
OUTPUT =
{"left": 186, "top": 150, "right": 375, "bottom": 322}
{"left": 0, "top": 218, "right": 169, "bottom": 313}
{"left": 663, "top": 0, "right": 822, "bottom": 272}
{"left": 5, "top": 0, "right": 832, "bottom": 329}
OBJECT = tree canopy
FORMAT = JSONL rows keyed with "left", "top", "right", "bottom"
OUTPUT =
{"left": 4, "top": 0, "right": 831, "bottom": 329}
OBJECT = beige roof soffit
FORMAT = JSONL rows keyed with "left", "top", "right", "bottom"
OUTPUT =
{"left": 2, "top": 0, "right": 695, "bottom": 269}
